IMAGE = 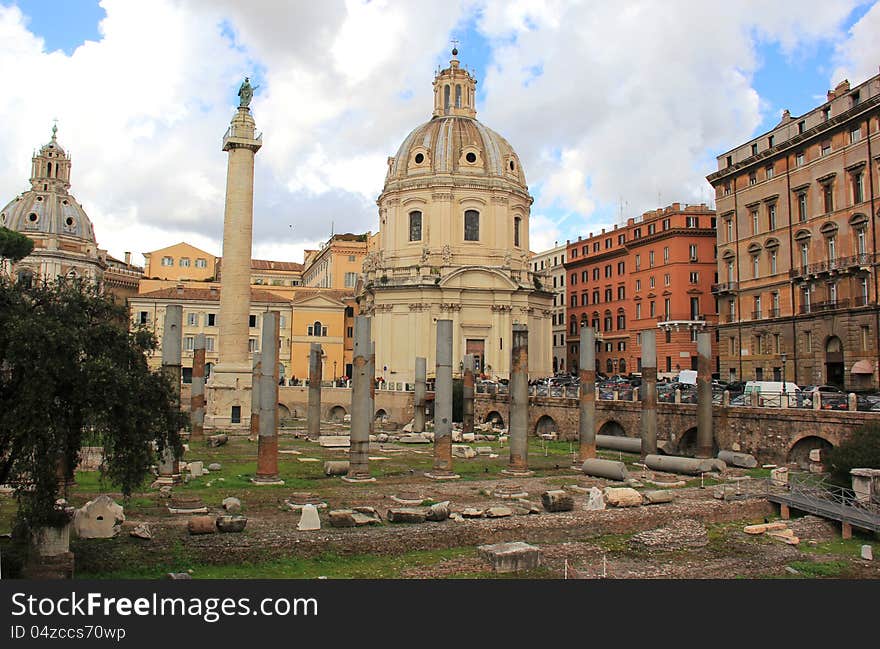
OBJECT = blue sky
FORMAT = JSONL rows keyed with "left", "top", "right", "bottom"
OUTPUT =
{"left": 1, "top": 1, "right": 878, "bottom": 263}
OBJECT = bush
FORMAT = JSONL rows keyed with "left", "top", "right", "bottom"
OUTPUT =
{"left": 827, "top": 422, "right": 880, "bottom": 484}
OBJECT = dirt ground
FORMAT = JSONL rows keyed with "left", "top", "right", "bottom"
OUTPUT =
{"left": 5, "top": 425, "right": 879, "bottom": 579}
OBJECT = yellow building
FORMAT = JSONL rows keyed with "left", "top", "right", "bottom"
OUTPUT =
{"left": 143, "top": 242, "right": 216, "bottom": 282}
{"left": 302, "top": 232, "right": 369, "bottom": 290}
{"left": 288, "top": 290, "right": 352, "bottom": 382}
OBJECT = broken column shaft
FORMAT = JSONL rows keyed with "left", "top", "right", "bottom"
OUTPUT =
{"left": 640, "top": 329, "right": 658, "bottom": 458}
{"left": 308, "top": 343, "right": 322, "bottom": 440}
{"left": 254, "top": 311, "right": 282, "bottom": 484}
{"left": 414, "top": 357, "right": 426, "bottom": 433}
{"left": 428, "top": 319, "right": 458, "bottom": 479}
{"left": 462, "top": 353, "right": 475, "bottom": 436}
{"left": 250, "top": 352, "right": 261, "bottom": 441}
{"left": 345, "top": 316, "right": 374, "bottom": 482}
{"left": 190, "top": 333, "right": 206, "bottom": 441}
{"left": 696, "top": 331, "right": 714, "bottom": 458}
{"left": 578, "top": 323, "right": 596, "bottom": 462}
{"left": 158, "top": 305, "right": 183, "bottom": 484}
{"left": 504, "top": 324, "right": 532, "bottom": 476}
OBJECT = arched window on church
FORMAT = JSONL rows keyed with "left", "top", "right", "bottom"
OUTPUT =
{"left": 514, "top": 217, "right": 521, "bottom": 248}
{"left": 443, "top": 85, "right": 450, "bottom": 111}
{"left": 464, "top": 210, "right": 479, "bottom": 241}
{"left": 409, "top": 211, "right": 422, "bottom": 242}
{"left": 311, "top": 320, "right": 323, "bottom": 337}
{"left": 455, "top": 84, "right": 462, "bottom": 108}
{"left": 47, "top": 162, "right": 52, "bottom": 177}
{"left": 16, "top": 269, "right": 34, "bottom": 288}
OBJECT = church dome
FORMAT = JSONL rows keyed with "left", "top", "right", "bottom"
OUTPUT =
{"left": 0, "top": 126, "right": 97, "bottom": 244}
{"left": 383, "top": 52, "right": 527, "bottom": 192}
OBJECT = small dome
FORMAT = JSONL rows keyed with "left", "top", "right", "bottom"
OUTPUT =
{"left": 0, "top": 191, "right": 96, "bottom": 243}
{"left": 386, "top": 115, "right": 527, "bottom": 187}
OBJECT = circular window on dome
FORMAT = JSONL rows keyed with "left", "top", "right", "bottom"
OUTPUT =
{"left": 414, "top": 153, "right": 424, "bottom": 164}
{"left": 0, "top": 213, "right": 5, "bottom": 224}
{"left": 466, "top": 152, "right": 477, "bottom": 164}
{"left": 36, "top": 196, "right": 43, "bottom": 201}
{"left": 65, "top": 217, "right": 76, "bottom": 227}
{"left": 28, "top": 213, "right": 38, "bottom": 223}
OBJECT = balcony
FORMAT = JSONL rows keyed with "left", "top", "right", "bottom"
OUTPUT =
{"left": 768, "top": 307, "right": 780, "bottom": 318}
{"left": 751, "top": 310, "right": 762, "bottom": 320}
{"left": 656, "top": 314, "right": 710, "bottom": 330}
{"left": 790, "top": 253, "right": 875, "bottom": 281}
{"left": 712, "top": 281, "right": 738, "bottom": 294}
{"left": 798, "top": 298, "right": 850, "bottom": 315}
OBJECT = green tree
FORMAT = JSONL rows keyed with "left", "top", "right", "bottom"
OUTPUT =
{"left": 0, "top": 226, "right": 34, "bottom": 262}
{"left": 0, "top": 276, "right": 185, "bottom": 532}
{"left": 827, "top": 423, "right": 880, "bottom": 484}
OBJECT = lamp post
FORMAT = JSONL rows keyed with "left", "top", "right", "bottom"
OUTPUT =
{"left": 333, "top": 360, "right": 337, "bottom": 386}
{"left": 781, "top": 352, "right": 787, "bottom": 405}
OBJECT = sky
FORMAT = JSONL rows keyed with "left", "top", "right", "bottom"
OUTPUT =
{"left": 1, "top": 0, "right": 879, "bottom": 267}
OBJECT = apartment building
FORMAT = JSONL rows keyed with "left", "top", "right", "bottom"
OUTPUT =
{"left": 530, "top": 242, "right": 568, "bottom": 373}
{"left": 707, "top": 74, "right": 880, "bottom": 390}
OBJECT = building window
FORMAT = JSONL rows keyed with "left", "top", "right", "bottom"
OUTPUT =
{"left": 770, "top": 250, "right": 777, "bottom": 274}
{"left": 749, "top": 171, "right": 756, "bottom": 186}
{"left": 823, "top": 184, "right": 834, "bottom": 213}
{"left": 853, "top": 173, "right": 864, "bottom": 204}
{"left": 648, "top": 223, "right": 655, "bottom": 235}
{"left": 664, "top": 273, "right": 671, "bottom": 286}
{"left": 857, "top": 229, "right": 867, "bottom": 256}
{"left": 727, "top": 261, "right": 735, "bottom": 282}
{"left": 581, "top": 293, "right": 588, "bottom": 306}
{"left": 666, "top": 298, "right": 673, "bottom": 319}
{"left": 617, "top": 261, "right": 625, "bottom": 275}
{"left": 821, "top": 141, "right": 831, "bottom": 156}
{"left": 861, "top": 326, "right": 870, "bottom": 351}
{"left": 161, "top": 256, "right": 173, "bottom": 266}
{"left": 409, "top": 211, "right": 422, "bottom": 241}
{"left": 649, "top": 276, "right": 655, "bottom": 289}
{"left": 850, "top": 126, "right": 861, "bottom": 144}
{"left": 248, "top": 338, "right": 257, "bottom": 352}
{"left": 348, "top": 255, "right": 356, "bottom": 262}
{"left": 581, "top": 270, "right": 588, "bottom": 282}
{"left": 344, "top": 272, "right": 358, "bottom": 288}
{"left": 796, "top": 152, "right": 804, "bottom": 167}
{"left": 593, "top": 268, "right": 600, "bottom": 281}
{"left": 604, "top": 288, "right": 612, "bottom": 302}
{"left": 207, "top": 313, "right": 217, "bottom": 326}
{"left": 514, "top": 217, "right": 521, "bottom": 247}
{"left": 605, "top": 238, "right": 611, "bottom": 249}
{"left": 751, "top": 143, "right": 758, "bottom": 156}
{"left": 800, "top": 242, "right": 809, "bottom": 268}
{"left": 728, "top": 336, "right": 736, "bottom": 355}
{"left": 751, "top": 209, "right": 759, "bottom": 234}
{"left": 179, "top": 257, "right": 191, "bottom": 267}
{"left": 249, "top": 314, "right": 257, "bottom": 328}
{"left": 649, "top": 301, "right": 656, "bottom": 317}
{"left": 752, "top": 255, "right": 760, "bottom": 278}
{"left": 686, "top": 216, "right": 698, "bottom": 228}
{"left": 726, "top": 219, "right": 733, "bottom": 241}
{"left": 617, "top": 286, "right": 625, "bottom": 300}
{"left": 205, "top": 336, "right": 215, "bottom": 351}
{"left": 593, "top": 242, "right": 600, "bottom": 252}
{"left": 662, "top": 218, "right": 670, "bottom": 231}
{"left": 464, "top": 210, "right": 479, "bottom": 241}
{"left": 689, "top": 244, "right": 698, "bottom": 261}
{"left": 138, "top": 311, "right": 149, "bottom": 324}
{"left": 571, "top": 273, "right": 577, "bottom": 286}
{"left": 231, "top": 406, "right": 241, "bottom": 424}
{"left": 689, "top": 271, "right": 698, "bottom": 284}
{"left": 797, "top": 193, "right": 807, "bottom": 222}
{"left": 187, "top": 312, "right": 199, "bottom": 326}
{"left": 772, "top": 291, "right": 780, "bottom": 315}
{"left": 797, "top": 121, "right": 805, "bottom": 134}
{"left": 617, "top": 313, "right": 626, "bottom": 329}
{"left": 195, "top": 258, "right": 207, "bottom": 268}
{"left": 184, "top": 336, "right": 195, "bottom": 352}
{"left": 827, "top": 235, "right": 836, "bottom": 261}
{"left": 802, "top": 286, "right": 811, "bottom": 314}
{"left": 723, "top": 183, "right": 731, "bottom": 196}
{"left": 570, "top": 294, "right": 577, "bottom": 308}
{"left": 635, "top": 254, "right": 641, "bottom": 270}
{"left": 767, "top": 203, "right": 776, "bottom": 230}
{"left": 605, "top": 264, "right": 612, "bottom": 278}
{"left": 663, "top": 247, "right": 669, "bottom": 263}
{"left": 649, "top": 251, "right": 655, "bottom": 268}
{"left": 766, "top": 165, "right": 774, "bottom": 179}
{"left": 636, "top": 303, "right": 642, "bottom": 319}
{"left": 635, "top": 279, "right": 641, "bottom": 291}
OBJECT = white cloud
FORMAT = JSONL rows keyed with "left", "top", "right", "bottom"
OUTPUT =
{"left": 0, "top": 0, "right": 875, "bottom": 268}
{"left": 831, "top": 2, "right": 880, "bottom": 86}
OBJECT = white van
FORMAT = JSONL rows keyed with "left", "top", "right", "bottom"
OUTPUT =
{"left": 743, "top": 381, "right": 802, "bottom": 407}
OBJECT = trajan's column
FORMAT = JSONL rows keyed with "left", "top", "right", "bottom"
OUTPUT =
{"left": 205, "top": 78, "right": 262, "bottom": 430}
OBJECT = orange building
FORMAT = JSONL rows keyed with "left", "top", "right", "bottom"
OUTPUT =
{"left": 565, "top": 203, "right": 718, "bottom": 378}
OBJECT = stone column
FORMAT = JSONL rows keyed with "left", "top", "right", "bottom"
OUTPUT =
{"left": 369, "top": 341, "right": 376, "bottom": 437}
{"left": 190, "top": 333, "right": 206, "bottom": 441}
{"left": 427, "top": 319, "right": 459, "bottom": 479}
{"left": 578, "top": 323, "right": 596, "bottom": 463}
{"left": 308, "top": 343, "right": 322, "bottom": 440}
{"left": 696, "top": 331, "right": 714, "bottom": 458}
{"left": 640, "top": 329, "right": 658, "bottom": 458}
{"left": 205, "top": 104, "right": 262, "bottom": 431}
{"left": 345, "top": 316, "right": 374, "bottom": 482}
{"left": 253, "top": 311, "right": 283, "bottom": 484}
{"left": 249, "top": 352, "right": 261, "bottom": 441}
{"left": 462, "top": 353, "right": 475, "bottom": 436}
{"left": 414, "top": 357, "right": 426, "bottom": 433}
{"left": 503, "top": 324, "right": 533, "bottom": 476}
{"left": 158, "top": 305, "right": 183, "bottom": 484}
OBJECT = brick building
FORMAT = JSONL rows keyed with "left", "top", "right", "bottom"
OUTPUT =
{"left": 565, "top": 203, "right": 718, "bottom": 378}
{"left": 707, "top": 73, "right": 880, "bottom": 390}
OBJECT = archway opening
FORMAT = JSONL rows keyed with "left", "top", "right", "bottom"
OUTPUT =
{"left": 484, "top": 411, "right": 505, "bottom": 429}
{"left": 598, "top": 420, "right": 626, "bottom": 437}
{"left": 788, "top": 436, "right": 833, "bottom": 470}
{"left": 534, "top": 415, "right": 557, "bottom": 437}
{"left": 328, "top": 405, "right": 347, "bottom": 423}
{"left": 825, "top": 336, "right": 844, "bottom": 388}
{"left": 374, "top": 408, "right": 387, "bottom": 421}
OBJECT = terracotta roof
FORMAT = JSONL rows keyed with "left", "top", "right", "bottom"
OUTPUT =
{"left": 250, "top": 259, "right": 303, "bottom": 272}
{"left": 136, "top": 287, "right": 288, "bottom": 303}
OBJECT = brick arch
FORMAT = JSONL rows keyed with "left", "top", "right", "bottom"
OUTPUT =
{"left": 534, "top": 414, "right": 557, "bottom": 436}
{"left": 278, "top": 404, "right": 291, "bottom": 418}
{"left": 787, "top": 433, "right": 835, "bottom": 469}
{"left": 597, "top": 419, "right": 628, "bottom": 437}
{"left": 326, "top": 405, "right": 347, "bottom": 422}
{"left": 484, "top": 410, "right": 505, "bottom": 428}
{"left": 374, "top": 408, "right": 388, "bottom": 421}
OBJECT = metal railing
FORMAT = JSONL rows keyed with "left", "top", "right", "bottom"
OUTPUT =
{"left": 799, "top": 298, "right": 850, "bottom": 314}
{"left": 790, "top": 253, "right": 874, "bottom": 279}
{"left": 712, "top": 281, "right": 739, "bottom": 293}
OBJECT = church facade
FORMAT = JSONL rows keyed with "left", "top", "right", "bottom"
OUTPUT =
{"left": 359, "top": 51, "right": 553, "bottom": 384}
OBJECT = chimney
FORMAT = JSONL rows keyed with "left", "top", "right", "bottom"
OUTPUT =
{"left": 124, "top": 251, "right": 131, "bottom": 265}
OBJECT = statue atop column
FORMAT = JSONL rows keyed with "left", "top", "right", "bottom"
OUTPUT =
{"left": 238, "top": 77, "right": 259, "bottom": 108}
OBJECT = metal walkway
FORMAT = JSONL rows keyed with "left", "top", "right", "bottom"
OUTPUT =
{"left": 763, "top": 474, "right": 880, "bottom": 533}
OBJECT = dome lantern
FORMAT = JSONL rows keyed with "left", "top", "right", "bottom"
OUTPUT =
{"left": 432, "top": 48, "right": 477, "bottom": 119}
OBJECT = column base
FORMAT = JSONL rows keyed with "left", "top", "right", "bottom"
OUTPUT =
{"left": 251, "top": 476, "right": 285, "bottom": 486}
{"left": 341, "top": 475, "right": 377, "bottom": 483}
{"left": 424, "top": 471, "right": 461, "bottom": 481}
{"left": 500, "top": 468, "right": 534, "bottom": 477}
{"left": 153, "top": 475, "right": 182, "bottom": 486}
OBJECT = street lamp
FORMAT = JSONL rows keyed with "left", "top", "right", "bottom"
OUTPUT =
{"left": 333, "top": 360, "right": 337, "bottom": 385}
{"left": 781, "top": 352, "right": 788, "bottom": 405}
